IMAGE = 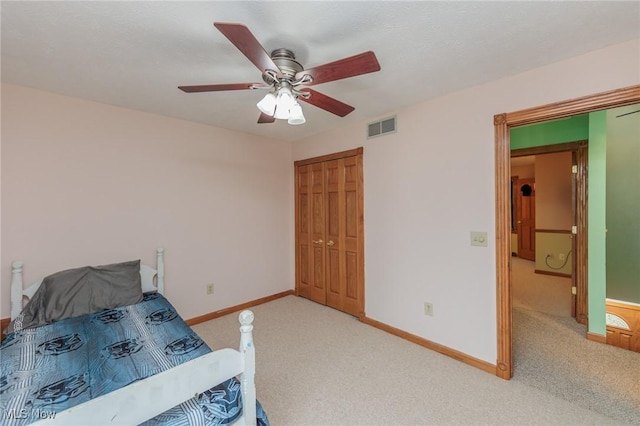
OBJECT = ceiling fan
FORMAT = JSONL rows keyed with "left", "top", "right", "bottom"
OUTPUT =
{"left": 178, "top": 22, "right": 381, "bottom": 125}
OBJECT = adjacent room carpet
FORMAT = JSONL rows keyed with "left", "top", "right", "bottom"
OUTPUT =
{"left": 513, "top": 306, "right": 640, "bottom": 424}
{"left": 511, "top": 256, "right": 572, "bottom": 317}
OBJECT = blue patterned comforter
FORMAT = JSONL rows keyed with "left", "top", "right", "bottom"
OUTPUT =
{"left": 0, "top": 293, "right": 268, "bottom": 425}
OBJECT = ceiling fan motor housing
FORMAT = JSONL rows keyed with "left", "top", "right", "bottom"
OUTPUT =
{"left": 270, "top": 48, "right": 303, "bottom": 78}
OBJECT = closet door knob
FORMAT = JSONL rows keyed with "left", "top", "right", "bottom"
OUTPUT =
{"left": 327, "top": 240, "right": 335, "bottom": 247}
{"left": 312, "top": 239, "right": 323, "bottom": 244}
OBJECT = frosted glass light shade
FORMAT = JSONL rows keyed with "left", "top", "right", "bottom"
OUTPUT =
{"left": 256, "top": 93, "right": 276, "bottom": 115}
{"left": 274, "top": 106, "right": 289, "bottom": 120}
{"left": 288, "top": 102, "right": 306, "bottom": 125}
{"left": 274, "top": 88, "right": 294, "bottom": 119}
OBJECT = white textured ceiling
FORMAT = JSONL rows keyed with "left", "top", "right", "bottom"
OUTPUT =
{"left": 2, "top": 1, "right": 639, "bottom": 142}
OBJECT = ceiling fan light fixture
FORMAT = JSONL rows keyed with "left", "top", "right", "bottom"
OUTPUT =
{"left": 256, "top": 92, "right": 276, "bottom": 116}
{"left": 288, "top": 102, "right": 306, "bottom": 125}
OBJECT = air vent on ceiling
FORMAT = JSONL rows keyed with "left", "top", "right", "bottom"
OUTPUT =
{"left": 367, "top": 116, "right": 397, "bottom": 139}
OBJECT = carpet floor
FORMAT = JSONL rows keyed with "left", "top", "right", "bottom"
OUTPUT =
{"left": 192, "top": 295, "right": 637, "bottom": 425}
{"left": 511, "top": 256, "right": 572, "bottom": 317}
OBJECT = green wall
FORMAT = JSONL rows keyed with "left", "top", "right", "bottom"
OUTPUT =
{"left": 587, "top": 111, "right": 607, "bottom": 336}
{"left": 510, "top": 115, "right": 589, "bottom": 150}
{"left": 606, "top": 106, "right": 640, "bottom": 304}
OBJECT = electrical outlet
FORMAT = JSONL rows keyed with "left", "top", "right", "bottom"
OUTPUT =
{"left": 424, "top": 302, "right": 434, "bottom": 316}
{"left": 206, "top": 283, "right": 214, "bottom": 295}
{"left": 559, "top": 253, "right": 566, "bottom": 261}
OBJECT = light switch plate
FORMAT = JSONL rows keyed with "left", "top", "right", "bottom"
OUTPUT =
{"left": 471, "top": 231, "right": 488, "bottom": 247}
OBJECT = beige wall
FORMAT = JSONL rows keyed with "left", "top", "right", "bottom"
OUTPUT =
{"left": 536, "top": 232, "right": 573, "bottom": 275}
{"left": 535, "top": 151, "right": 573, "bottom": 230}
{"left": 511, "top": 164, "right": 534, "bottom": 179}
{"left": 292, "top": 38, "right": 639, "bottom": 364}
{"left": 1, "top": 84, "right": 294, "bottom": 319}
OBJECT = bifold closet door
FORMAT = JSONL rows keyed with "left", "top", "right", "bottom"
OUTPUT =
{"left": 324, "top": 157, "right": 362, "bottom": 316}
{"left": 295, "top": 149, "right": 364, "bottom": 318}
{"left": 296, "top": 162, "right": 326, "bottom": 305}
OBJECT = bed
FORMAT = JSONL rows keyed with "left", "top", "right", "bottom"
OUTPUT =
{"left": 1, "top": 248, "right": 268, "bottom": 425}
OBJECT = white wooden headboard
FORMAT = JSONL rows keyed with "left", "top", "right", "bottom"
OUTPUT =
{"left": 10, "top": 248, "right": 165, "bottom": 320}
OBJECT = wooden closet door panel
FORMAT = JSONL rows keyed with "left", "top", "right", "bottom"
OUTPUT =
{"left": 325, "top": 160, "right": 343, "bottom": 310}
{"left": 325, "top": 156, "right": 363, "bottom": 317}
{"left": 341, "top": 156, "right": 363, "bottom": 316}
{"left": 309, "top": 162, "right": 326, "bottom": 304}
{"left": 296, "top": 165, "right": 312, "bottom": 300}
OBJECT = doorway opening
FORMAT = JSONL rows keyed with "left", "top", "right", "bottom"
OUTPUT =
{"left": 493, "top": 85, "right": 640, "bottom": 379}
{"left": 511, "top": 141, "right": 587, "bottom": 321}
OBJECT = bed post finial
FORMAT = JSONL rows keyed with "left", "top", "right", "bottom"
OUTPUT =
{"left": 11, "top": 261, "right": 24, "bottom": 320}
{"left": 239, "top": 310, "right": 254, "bottom": 327}
{"left": 239, "top": 310, "right": 256, "bottom": 425}
{"left": 156, "top": 248, "right": 165, "bottom": 295}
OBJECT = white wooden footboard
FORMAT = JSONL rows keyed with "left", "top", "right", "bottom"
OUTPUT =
{"left": 31, "top": 310, "right": 257, "bottom": 426}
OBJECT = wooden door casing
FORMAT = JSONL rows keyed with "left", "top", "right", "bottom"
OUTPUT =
{"left": 295, "top": 148, "right": 365, "bottom": 318}
{"left": 494, "top": 85, "right": 640, "bottom": 380}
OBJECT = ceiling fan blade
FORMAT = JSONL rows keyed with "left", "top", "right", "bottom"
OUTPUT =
{"left": 298, "top": 88, "right": 355, "bottom": 117}
{"left": 295, "top": 51, "right": 380, "bottom": 86}
{"left": 214, "top": 22, "right": 282, "bottom": 77}
{"left": 178, "top": 83, "right": 266, "bottom": 93}
{"left": 616, "top": 109, "right": 640, "bottom": 118}
{"left": 257, "top": 112, "right": 276, "bottom": 124}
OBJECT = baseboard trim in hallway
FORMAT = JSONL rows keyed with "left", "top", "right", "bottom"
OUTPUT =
{"left": 534, "top": 269, "right": 572, "bottom": 278}
{"left": 361, "top": 315, "right": 497, "bottom": 376}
